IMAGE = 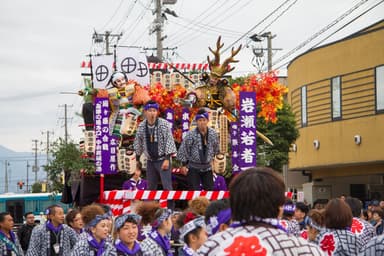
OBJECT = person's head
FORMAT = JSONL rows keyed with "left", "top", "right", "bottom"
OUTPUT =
{"left": 372, "top": 207, "right": 384, "bottom": 222}
{"left": 24, "top": 212, "right": 35, "bottom": 225}
{"left": 294, "top": 202, "right": 309, "bottom": 222}
{"left": 81, "top": 204, "right": 110, "bottom": 242}
{"left": 306, "top": 209, "right": 324, "bottom": 241}
{"left": 344, "top": 197, "right": 363, "bottom": 218}
{"left": 144, "top": 100, "right": 159, "bottom": 125}
{"left": 230, "top": 167, "right": 285, "bottom": 223}
{"left": 111, "top": 72, "right": 127, "bottom": 89}
{"left": 188, "top": 196, "right": 210, "bottom": 216}
{"left": 195, "top": 108, "right": 209, "bottom": 133}
{"left": 282, "top": 199, "right": 296, "bottom": 219}
{"left": 136, "top": 201, "right": 161, "bottom": 225}
{"left": 379, "top": 200, "right": 384, "bottom": 209}
{"left": 65, "top": 209, "right": 83, "bottom": 232}
{"left": 114, "top": 214, "right": 141, "bottom": 247}
{"left": 324, "top": 198, "right": 353, "bottom": 229}
{"left": 177, "top": 211, "right": 207, "bottom": 251}
{"left": 136, "top": 201, "right": 172, "bottom": 233}
{"left": 45, "top": 205, "right": 65, "bottom": 226}
{"left": 205, "top": 199, "right": 231, "bottom": 235}
{"left": 362, "top": 210, "right": 369, "bottom": 220}
{"left": 152, "top": 208, "right": 173, "bottom": 234}
{"left": 0, "top": 212, "right": 14, "bottom": 232}
{"left": 312, "top": 199, "right": 328, "bottom": 210}
{"left": 340, "top": 194, "right": 346, "bottom": 201}
{"left": 132, "top": 162, "right": 143, "bottom": 180}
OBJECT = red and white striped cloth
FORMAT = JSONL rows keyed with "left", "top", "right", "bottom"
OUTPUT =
{"left": 103, "top": 190, "right": 229, "bottom": 215}
{"left": 80, "top": 61, "right": 210, "bottom": 72}
{"left": 103, "top": 189, "right": 293, "bottom": 216}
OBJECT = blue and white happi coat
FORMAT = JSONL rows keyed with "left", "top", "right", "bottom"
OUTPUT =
{"left": 26, "top": 224, "right": 77, "bottom": 256}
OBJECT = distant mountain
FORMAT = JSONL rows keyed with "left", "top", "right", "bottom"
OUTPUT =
{"left": 0, "top": 145, "right": 46, "bottom": 193}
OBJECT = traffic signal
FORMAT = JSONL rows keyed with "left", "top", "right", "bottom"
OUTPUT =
{"left": 17, "top": 181, "right": 24, "bottom": 189}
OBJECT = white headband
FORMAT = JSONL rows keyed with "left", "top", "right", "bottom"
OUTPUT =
{"left": 112, "top": 72, "right": 125, "bottom": 83}
{"left": 179, "top": 216, "right": 206, "bottom": 241}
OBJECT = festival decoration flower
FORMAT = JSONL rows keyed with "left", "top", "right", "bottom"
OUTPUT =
{"left": 232, "top": 72, "right": 288, "bottom": 123}
{"left": 148, "top": 83, "right": 187, "bottom": 114}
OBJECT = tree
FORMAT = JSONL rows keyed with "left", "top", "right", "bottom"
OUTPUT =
{"left": 256, "top": 102, "right": 299, "bottom": 171}
{"left": 31, "top": 182, "right": 42, "bottom": 193}
{"left": 45, "top": 138, "right": 94, "bottom": 193}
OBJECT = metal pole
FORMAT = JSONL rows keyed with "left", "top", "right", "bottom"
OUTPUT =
{"left": 4, "top": 160, "right": 9, "bottom": 193}
{"left": 266, "top": 33, "right": 273, "bottom": 72}
{"left": 26, "top": 161, "right": 30, "bottom": 192}
{"left": 155, "top": 0, "right": 163, "bottom": 60}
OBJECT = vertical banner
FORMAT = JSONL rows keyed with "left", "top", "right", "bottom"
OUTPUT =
{"left": 230, "top": 122, "right": 240, "bottom": 174}
{"left": 181, "top": 108, "right": 190, "bottom": 139}
{"left": 95, "top": 97, "right": 118, "bottom": 174}
{"left": 165, "top": 108, "right": 174, "bottom": 132}
{"left": 238, "top": 92, "right": 257, "bottom": 170}
{"left": 116, "top": 47, "right": 150, "bottom": 86}
{"left": 91, "top": 55, "right": 114, "bottom": 88}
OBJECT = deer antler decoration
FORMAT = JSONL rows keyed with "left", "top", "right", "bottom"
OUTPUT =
{"left": 207, "top": 36, "right": 224, "bottom": 69}
{"left": 207, "top": 36, "right": 242, "bottom": 79}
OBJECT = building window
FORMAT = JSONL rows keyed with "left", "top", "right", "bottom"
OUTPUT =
{"left": 331, "top": 76, "right": 341, "bottom": 119}
{"left": 301, "top": 86, "right": 307, "bottom": 127}
{"left": 376, "top": 65, "right": 384, "bottom": 112}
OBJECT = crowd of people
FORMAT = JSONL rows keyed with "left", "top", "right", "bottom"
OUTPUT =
{"left": 1, "top": 167, "right": 384, "bottom": 255}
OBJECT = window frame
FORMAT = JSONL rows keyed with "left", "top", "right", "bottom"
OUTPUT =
{"left": 331, "top": 76, "right": 342, "bottom": 120}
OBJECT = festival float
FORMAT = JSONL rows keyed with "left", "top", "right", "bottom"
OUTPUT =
{"left": 73, "top": 37, "right": 288, "bottom": 213}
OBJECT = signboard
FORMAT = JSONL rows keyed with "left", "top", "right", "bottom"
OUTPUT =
{"left": 238, "top": 91, "right": 257, "bottom": 170}
{"left": 94, "top": 97, "right": 118, "bottom": 174}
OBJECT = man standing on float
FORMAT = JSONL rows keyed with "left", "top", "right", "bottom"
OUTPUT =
{"left": 134, "top": 100, "right": 177, "bottom": 209}
{"left": 177, "top": 108, "right": 219, "bottom": 191}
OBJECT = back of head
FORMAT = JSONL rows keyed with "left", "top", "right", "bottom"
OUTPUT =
{"left": 344, "top": 197, "right": 362, "bottom": 217}
{"left": 229, "top": 167, "right": 285, "bottom": 222}
{"left": 81, "top": 204, "right": 105, "bottom": 227}
{"left": 307, "top": 209, "right": 325, "bottom": 228}
{"left": 324, "top": 198, "right": 353, "bottom": 229}
{"left": 136, "top": 201, "right": 161, "bottom": 225}
{"left": 295, "top": 202, "right": 309, "bottom": 215}
{"left": 205, "top": 199, "right": 230, "bottom": 223}
{"left": 188, "top": 196, "right": 210, "bottom": 216}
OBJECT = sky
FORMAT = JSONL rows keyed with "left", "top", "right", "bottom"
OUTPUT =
{"left": 0, "top": 0, "right": 382, "bottom": 154}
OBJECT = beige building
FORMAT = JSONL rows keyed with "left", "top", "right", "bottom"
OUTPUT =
{"left": 286, "top": 20, "right": 384, "bottom": 205}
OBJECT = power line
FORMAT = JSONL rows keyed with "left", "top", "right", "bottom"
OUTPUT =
{"left": 119, "top": 0, "right": 153, "bottom": 45}
{"left": 113, "top": 0, "right": 139, "bottom": 33}
{"left": 99, "top": 0, "right": 125, "bottom": 31}
{"left": 274, "top": 0, "right": 384, "bottom": 70}
{"left": 165, "top": 0, "right": 223, "bottom": 42}
{"left": 171, "top": 0, "right": 254, "bottom": 47}
{"left": 309, "top": 0, "right": 384, "bottom": 50}
{"left": 258, "top": 0, "right": 299, "bottom": 34}
{"left": 220, "top": 0, "right": 293, "bottom": 54}
{"left": 272, "top": 0, "right": 369, "bottom": 67}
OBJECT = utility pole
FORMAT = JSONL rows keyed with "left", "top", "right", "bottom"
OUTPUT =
{"left": 59, "top": 104, "right": 73, "bottom": 144}
{"left": 42, "top": 130, "right": 53, "bottom": 189}
{"left": 92, "top": 31, "right": 122, "bottom": 55}
{"left": 249, "top": 32, "right": 281, "bottom": 73}
{"left": 4, "top": 160, "right": 9, "bottom": 193}
{"left": 155, "top": 0, "right": 163, "bottom": 60}
{"left": 264, "top": 32, "right": 274, "bottom": 72}
{"left": 26, "top": 161, "right": 30, "bottom": 192}
{"left": 32, "top": 139, "right": 39, "bottom": 183}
